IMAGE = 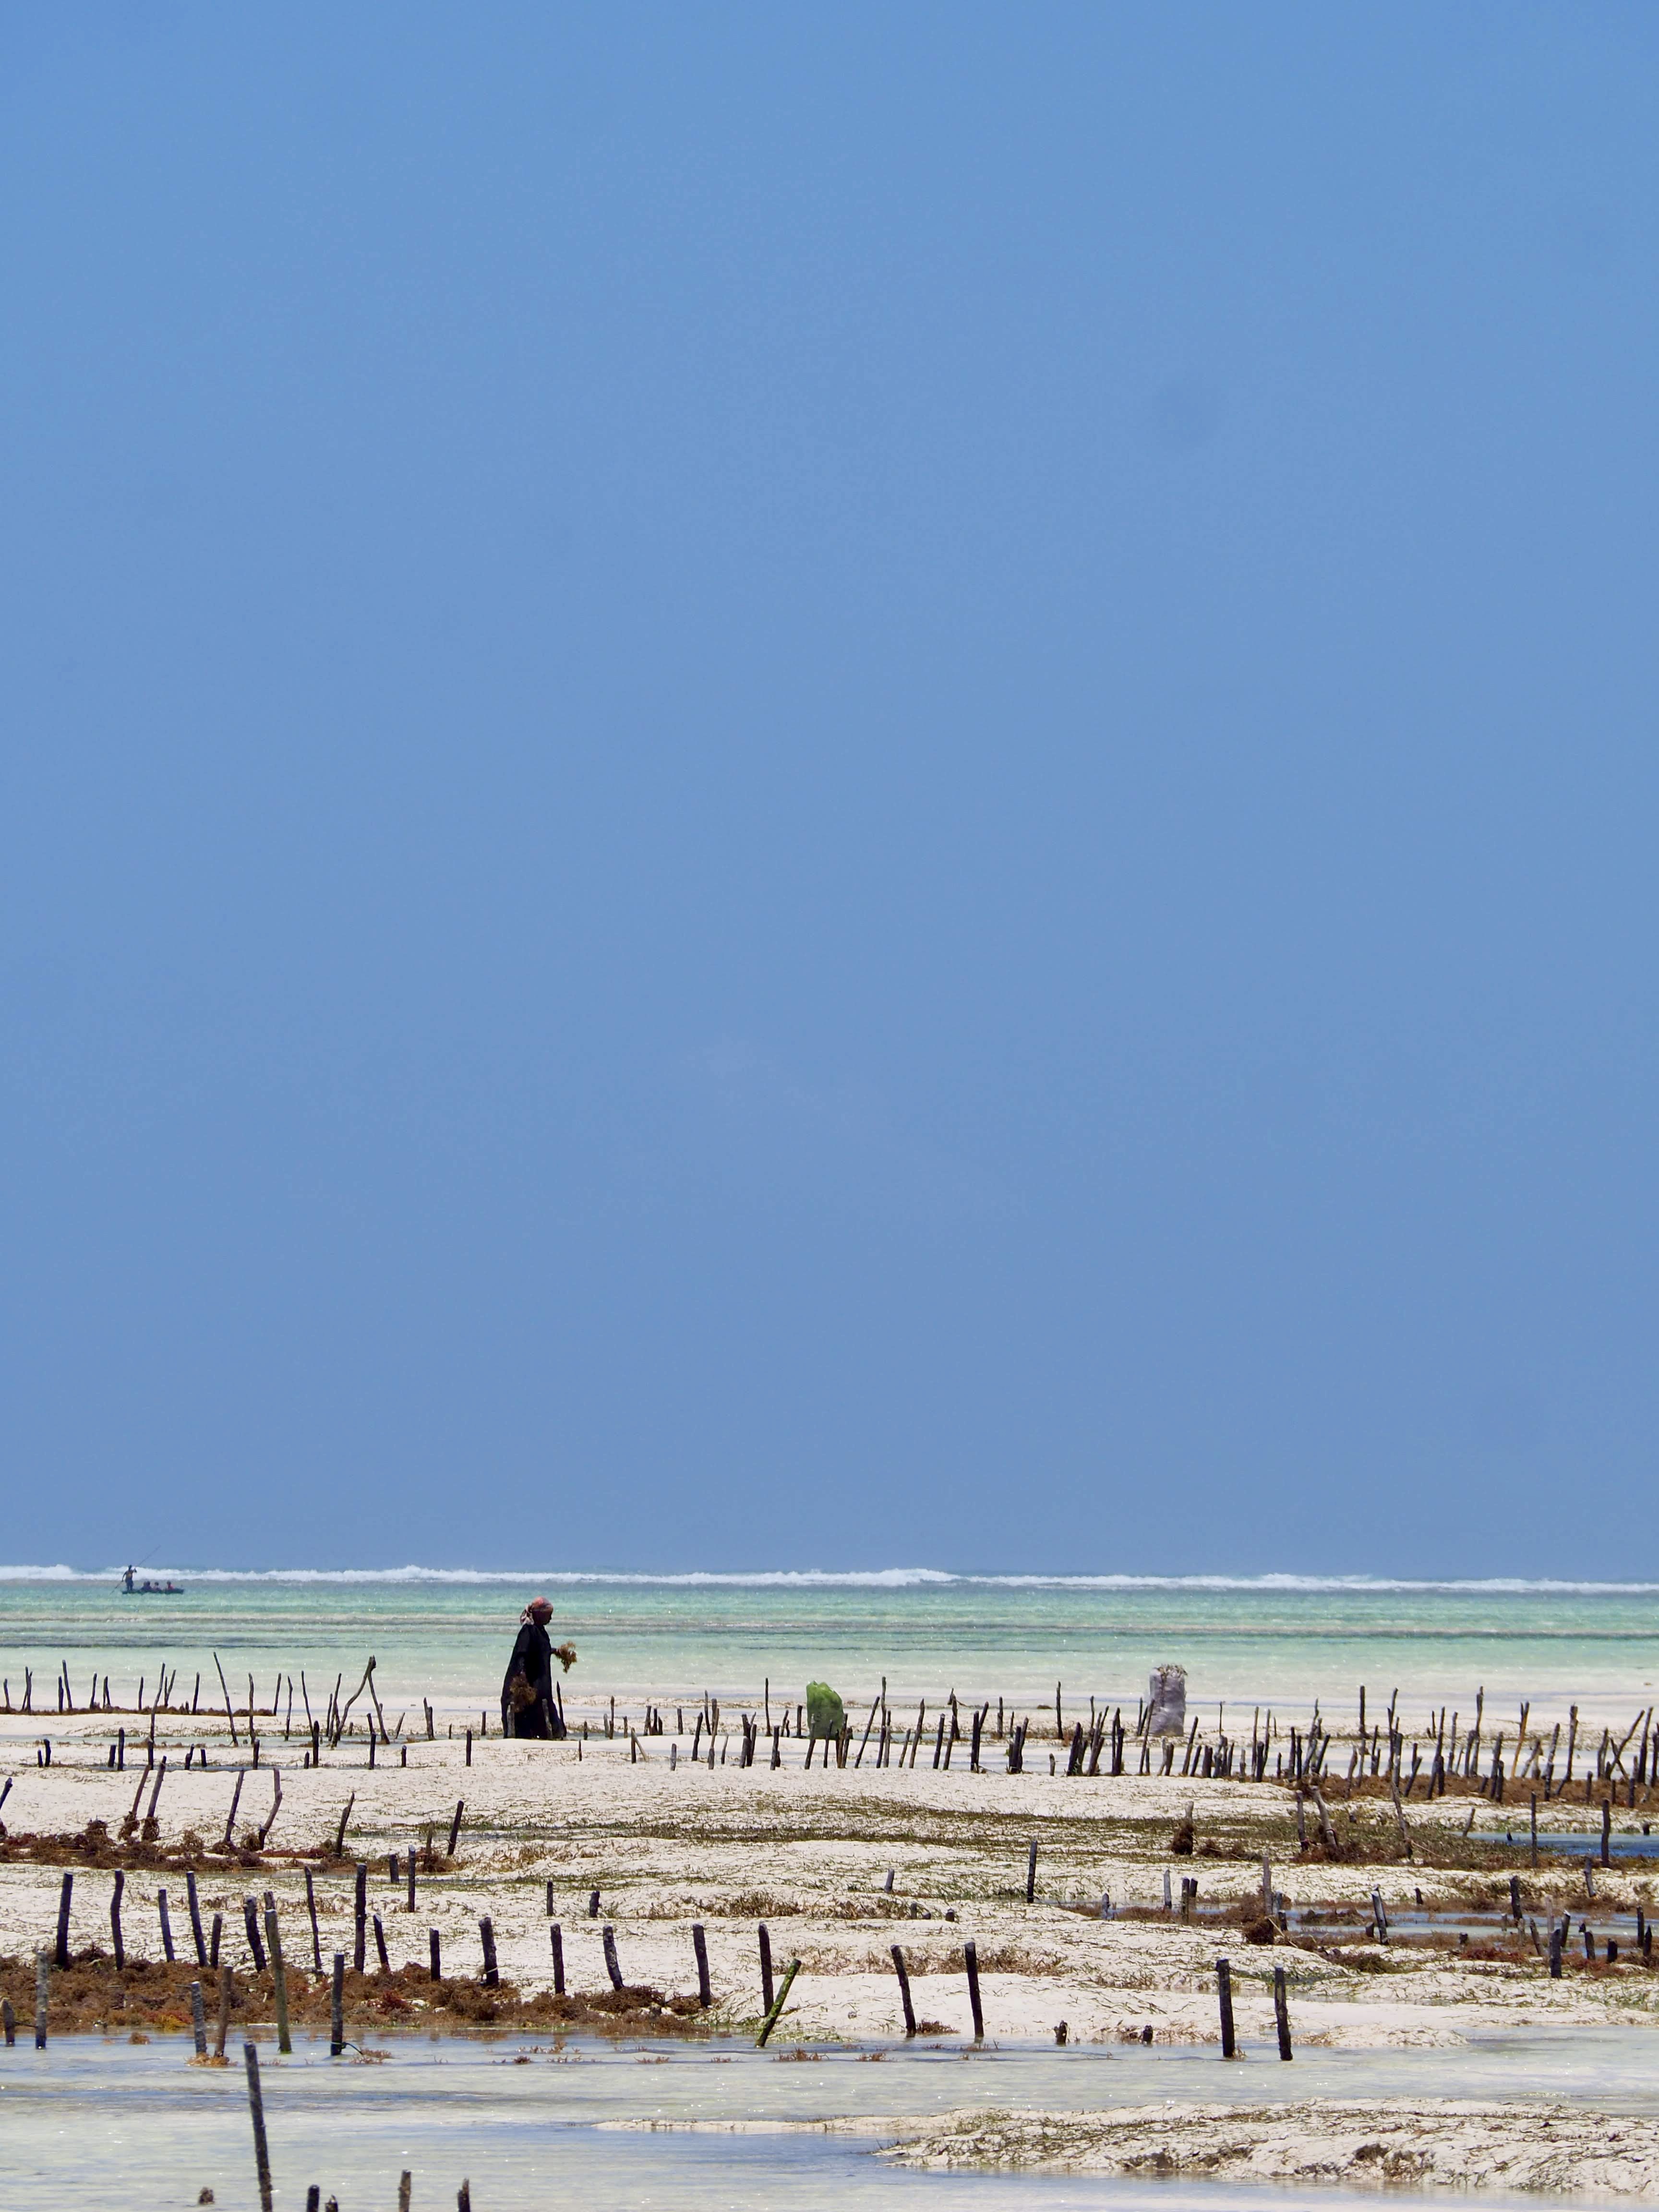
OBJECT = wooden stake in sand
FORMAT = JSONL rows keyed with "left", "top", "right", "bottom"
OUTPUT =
{"left": 215, "top": 1654, "right": 240, "bottom": 1749}
{"left": 187, "top": 1870, "right": 207, "bottom": 1965}
{"left": 549, "top": 1923, "right": 564, "bottom": 1994}
{"left": 34, "top": 1949, "right": 48, "bottom": 2048}
{"left": 1025, "top": 1839, "right": 1038, "bottom": 1903}
{"left": 856, "top": 1699, "right": 879, "bottom": 1767}
{"left": 330, "top": 1954, "right": 345, "bottom": 2055}
{"left": 480, "top": 1916, "right": 500, "bottom": 1988}
{"left": 890, "top": 1944, "right": 917, "bottom": 2037}
{"left": 332, "top": 1657, "right": 377, "bottom": 1747}
{"left": 216, "top": 1964, "right": 233, "bottom": 2059}
{"left": 447, "top": 1800, "right": 464, "bottom": 1859}
{"left": 264, "top": 1894, "right": 292, "bottom": 2054}
{"left": 1274, "top": 1965, "right": 1293, "bottom": 2060}
{"left": 305, "top": 1868, "right": 323, "bottom": 1972}
{"left": 965, "top": 1939, "right": 984, "bottom": 2042}
{"left": 602, "top": 1924, "right": 624, "bottom": 1990}
{"left": 222, "top": 1770, "right": 245, "bottom": 1853}
{"left": 244, "top": 2042, "right": 274, "bottom": 2212}
{"left": 755, "top": 1958, "right": 800, "bottom": 2047}
{"left": 758, "top": 1923, "right": 773, "bottom": 2013}
{"left": 159, "top": 1887, "right": 176, "bottom": 1962}
{"left": 692, "top": 1923, "right": 711, "bottom": 2008}
{"left": 258, "top": 1767, "right": 283, "bottom": 1848}
{"left": 54, "top": 1872, "right": 72, "bottom": 1969}
{"left": 1216, "top": 1958, "right": 1237, "bottom": 2057}
{"left": 190, "top": 1979, "right": 207, "bottom": 2057}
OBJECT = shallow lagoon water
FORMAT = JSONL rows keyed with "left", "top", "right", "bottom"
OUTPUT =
{"left": 6, "top": 1575, "right": 1659, "bottom": 1726}
{"left": 8, "top": 2027, "right": 1659, "bottom": 2211}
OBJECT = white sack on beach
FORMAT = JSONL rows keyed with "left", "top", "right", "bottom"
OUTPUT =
{"left": 1148, "top": 1664, "right": 1187, "bottom": 1736}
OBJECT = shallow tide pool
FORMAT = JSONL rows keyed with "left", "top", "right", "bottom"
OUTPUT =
{"left": 7, "top": 2024, "right": 1659, "bottom": 2212}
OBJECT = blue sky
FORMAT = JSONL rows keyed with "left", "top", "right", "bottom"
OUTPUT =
{"left": 3, "top": 6, "right": 1657, "bottom": 1572}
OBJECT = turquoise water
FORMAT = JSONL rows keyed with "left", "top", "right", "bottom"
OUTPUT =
{"left": 4, "top": 1574, "right": 1659, "bottom": 1731}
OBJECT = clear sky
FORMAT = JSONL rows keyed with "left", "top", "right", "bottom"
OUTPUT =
{"left": 3, "top": 6, "right": 1657, "bottom": 1575}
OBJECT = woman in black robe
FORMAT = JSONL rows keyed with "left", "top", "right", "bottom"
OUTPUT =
{"left": 501, "top": 1596, "right": 572, "bottom": 1737}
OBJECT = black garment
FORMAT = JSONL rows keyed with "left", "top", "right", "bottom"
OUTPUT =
{"left": 501, "top": 1619, "right": 564, "bottom": 1738}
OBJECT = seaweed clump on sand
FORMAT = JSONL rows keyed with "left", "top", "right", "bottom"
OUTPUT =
{"left": 0, "top": 1953, "right": 712, "bottom": 2039}
{"left": 0, "top": 1824, "right": 459, "bottom": 1879}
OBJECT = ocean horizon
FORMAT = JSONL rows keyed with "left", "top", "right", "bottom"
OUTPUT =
{"left": 7, "top": 1563, "right": 1659, "bottom": 1595}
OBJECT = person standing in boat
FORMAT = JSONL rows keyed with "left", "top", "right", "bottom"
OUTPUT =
{"left": 501, "top": 1596, "right": 575, "bottom": 1737}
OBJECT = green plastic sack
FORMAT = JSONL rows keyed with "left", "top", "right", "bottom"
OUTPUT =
{"left": 805, "top": 1682, "right": 846, "bottom": 1741}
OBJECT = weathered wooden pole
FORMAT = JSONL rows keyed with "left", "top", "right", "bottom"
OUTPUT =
{"left": 692, "top": 1923, "right": 711, "bottom": 2008}
{"left": 890, "top": 1944, "right": 917, "bottom": 2037}
{"left": 755, "top": 1958, "right": 800, "bottom": 2046}
{"left": 187, "top": 1870, "right": 208, "bottom": 1965}
{"left": 1216, "top": 1957, "right": 1236, "bottom": 2057}
{"left": 264, "top": 1894, "right": 292, "bottom": 2055}
{"left": 244, "top": 2042, "right": 274, "bottom": 2212}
